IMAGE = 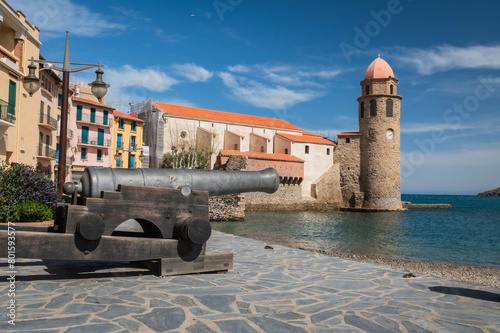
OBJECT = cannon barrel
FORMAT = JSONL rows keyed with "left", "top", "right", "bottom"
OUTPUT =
{"left": 64, "top": 166, "right": 280, "bottom": 198}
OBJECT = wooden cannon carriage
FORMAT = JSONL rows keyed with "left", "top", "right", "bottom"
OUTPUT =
{"left": 0, "top": 167, "right": 280, "bottom": 276}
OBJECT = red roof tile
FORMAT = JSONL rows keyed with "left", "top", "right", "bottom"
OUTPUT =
{"left": 276, "top": 133, "right": 335, "bottom": 145}
{"left": 113, "top": 110, "right": 144, "bottom": 122}
{"left": 152, "top": 102, "right": 302, "bottom": 132}
{"left": 220, "top": 150, "right": 304, "bottom": 163}
{"left": 72, "top": 96, "right": 114, "bottom": 109}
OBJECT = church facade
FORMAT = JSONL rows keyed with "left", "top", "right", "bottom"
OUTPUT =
{"left": 138, "top": 56, "right": 403, "bottom": 211}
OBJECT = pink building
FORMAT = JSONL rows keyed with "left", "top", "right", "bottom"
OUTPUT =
{"left": 69, "top": 96, "right": 113, "bottom": 181}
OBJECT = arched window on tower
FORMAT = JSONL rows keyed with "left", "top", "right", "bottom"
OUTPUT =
{"left": 360, "top": 101, "right": 365, "bottom": 118}
{"left": 390, "top": 85, "right": 394, "bottom": 94}
{"left": 386, "top": 99, "right": 393, "bottom": 117}
{"left": 365, "top": 85, "right": 370, "bottom": 95}
{"left": 370, "top": 100, "right": 377, "bottom": 117}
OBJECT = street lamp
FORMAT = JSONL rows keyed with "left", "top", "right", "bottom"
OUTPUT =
{"left": 23, "top": 31, "right": 109, "bottom": 193}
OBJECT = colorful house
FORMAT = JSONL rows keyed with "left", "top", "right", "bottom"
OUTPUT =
{"left": 69, "top": 96, "right": 113, "bottom": 181}
{"left": 112, "top": 110, "right": 144, "bottom": 168}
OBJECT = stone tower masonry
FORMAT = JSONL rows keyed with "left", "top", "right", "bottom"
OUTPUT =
{"left": 358, "top": 56, "right": 403, "bottom": 210}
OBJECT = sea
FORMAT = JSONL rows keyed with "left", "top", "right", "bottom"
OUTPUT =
{"left": 211, "top": 194, "right": 500, "bottom": 268}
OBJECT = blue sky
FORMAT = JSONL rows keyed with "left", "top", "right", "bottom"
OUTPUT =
{"left": 13, "top": 0, "right": 500, "bottom": 194}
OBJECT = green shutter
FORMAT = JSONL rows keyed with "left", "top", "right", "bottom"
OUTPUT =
{"left": 8, "top": 80, "right": 16, "bottom": 116}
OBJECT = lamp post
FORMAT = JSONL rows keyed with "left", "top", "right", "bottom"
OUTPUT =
{"left": 114, "top": 147, "right": 145, "bottom": 168}
{"left": 23, "top": 31, "right": 109, "bottom": 193}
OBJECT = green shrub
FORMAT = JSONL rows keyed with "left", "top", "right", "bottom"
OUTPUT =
{"left": 12, "top": 201, "right": 53, "bottom": 222}
{"left": 0, "top": 161, "right": 62, "bottom": 222}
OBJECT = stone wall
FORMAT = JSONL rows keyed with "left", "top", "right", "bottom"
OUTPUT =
{"left": 245, "top": 184, "right": 340, "bottom": 211}
{"left": 209, "top": 194, "right": 245, "bottom": 221}
{"left": 310, "top": 164, "right": 342, "bottom": 204}
{"left": 334, "top": 135, "right": 362, "bottom": 208}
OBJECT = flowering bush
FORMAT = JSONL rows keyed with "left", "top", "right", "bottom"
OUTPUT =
{"left": 0, "top": 161, "right": 62, "bottom": 222}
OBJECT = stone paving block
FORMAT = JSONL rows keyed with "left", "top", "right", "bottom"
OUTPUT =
{"left": 115, "top": 318, "right": 142, "bottom": 332}
{"left": 187, "top": 321, "right": 218, "bottom": 333}
{"left": 195, "top": 295, "right": 235, "bottom": 313}
{"left": 344, "top": 314, "right": 394, "bottom": 333}
{"left": 97, "top": 304, "right": 147, "bottom": 319}
{"left": 215, "top": 319, "right": 259, "bottom": 333}
{"left": 249, "top": 316, "right": 308, "bottom": 333}
{"left": 133, "top": 307, "right": 185, "bottom": 332}
{"left": 63, "top": 323, "right": 122, "bottom": 333}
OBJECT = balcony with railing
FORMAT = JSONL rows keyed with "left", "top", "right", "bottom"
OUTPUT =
{"left": 76, "top": 114, "right": 112, "bottom": 127}
{"left": 39, "top": 112, "right": 57, "bottom": 131}
{"left": 77, "top": 136, "right": 112, "bottom": 148}
{"left": 36, "top": 143, "right": 57, "bottom": 160}
{"left": 0, "top": 99, "right": 16, "bottom": 126}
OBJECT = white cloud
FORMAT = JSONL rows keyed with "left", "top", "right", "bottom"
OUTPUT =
{"left": 402, "top": 123, "right": 476, "bottom": 134}
{"left": 107, "top": 65, "right": 178, "bottom": 92}
{"left": 392, "top": 45, "right": 500, "bottom": 75}
{"left": 227, "top": 65, "right": 251, "bottom": 73}
{"left": 218, "top": 72, "right": 320, "bottom": 110}
{"left": 15, "top": 0, "right": 126, "bottom": 37}
{"left": 171, "top": 63, "right": 213, "bottom": 82}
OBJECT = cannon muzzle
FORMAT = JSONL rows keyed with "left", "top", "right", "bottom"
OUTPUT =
{"left": 64, "top": 166, "right": 280, "bottom": 198}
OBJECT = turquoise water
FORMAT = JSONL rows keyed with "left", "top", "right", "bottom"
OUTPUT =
{"left": 211, "top": 195, "right": 500, "bottom": 268}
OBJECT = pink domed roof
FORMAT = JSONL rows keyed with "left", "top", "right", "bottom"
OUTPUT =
{"left": 364, "top": 56, "right": 394, "bottom": 80}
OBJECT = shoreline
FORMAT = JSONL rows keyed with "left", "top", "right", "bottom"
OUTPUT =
{"left": 260, "top": 239, "right": 500, "bottom": 288}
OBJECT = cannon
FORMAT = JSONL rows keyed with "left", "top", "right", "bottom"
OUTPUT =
{"left": 0, "top": 167, "right": 280, "bottom": 276}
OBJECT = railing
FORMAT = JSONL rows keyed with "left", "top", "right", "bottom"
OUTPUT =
{"left": 0, "top": 100, "right": 15, "bottom": 125}
{"left": 76, "top": 114, "right": 112, "bottom": 126}
{"left": 77, "top": 136, "right": 111, "bottom": 148}
{"left": 36, "top": 144, "right": 57, "bottom": 159}
{"left": 39, "top": 112, "right": 57, "bottom": 129}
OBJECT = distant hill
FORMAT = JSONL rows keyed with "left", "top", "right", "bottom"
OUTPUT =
{"left": 477, "top": 187, "right": 500, "bottom": 196}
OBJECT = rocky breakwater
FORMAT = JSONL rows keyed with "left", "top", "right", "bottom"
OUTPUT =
{"left": 478, "top": 187, "right": 500, "bottom": 196}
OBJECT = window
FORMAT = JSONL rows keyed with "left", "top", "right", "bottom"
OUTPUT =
{"left": 370, "top": 100, "right": 377, "bottom": 117}
{"left": 47, "top": 105, "right": 51, "bottom": 118}
{"left": 360, "top": 101, "right": 365, "bottom": 118}
{"left": 116, "top": 158, "right": 121, "bottom": 167}
{"left": 305, "top": 145, "right": 309, "bottom": 154}
{"left": 8, "top": 80, "right": 16, "bottom": 116}
{"left": 284, "top": 148, "right": 289, "bottom": 154}
{"left": 98, "top": 128, "right": 104, "bottom": 146}
{"left": 97, "top": 149, "right": 102, "bottom": 161}
{"left": 131, "top": 121, "right": 137, "bottom": 131}
{"left": 130, "top": 136, "right": 136, "bottom": 151}
{"left": 58, "top": 94, "right": 62, "bottom": 108}
{"left": 130, "top": 154, "right": 135, "bottom": 168}
{"left": 39, "top": 101, "right": 45, "bottom": 122}
{"left": 386, "top": 99, "right": 393, "bottom": 117}
{"left": 103, "top": 110, "right": 108, "bottom": 125}
{"left": 327, "top": 148, "right": 330, "bottom": 155}
{"left": 119, "top": 119, "right": 124, "bottom": 129}
{"left": 260, "top": 146, "right": 264, "bottom": 152}
{"left": 390, "top": 85, "right": 394, "bottom": 94}
{"left": 180, "top": 130, "right": 187, "bottom": 138}
{"left": 90, "top": 108, "right": 96, "bottom": 123}
{"left": 234, "top": 144, "right": 238, "bottom": 150}
{"left": 346, "top": 138, "right": 351, "bottom": 143}
{"left": 81, "top": 147, "right": 87, "bottom": 160}
{"left": 117, "top": 134, "right": 122, "bottom": 149}
{"left": 81, "top": 126, "right": 89, "bottom": 144}
{"left": 76, "top": 105, "right": 82, "bottom": 121}
{"left": 365, "top": 85, "right": 370, "bottom": 95}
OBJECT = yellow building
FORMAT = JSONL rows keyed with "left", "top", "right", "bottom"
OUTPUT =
{"left": 112, "top": 110, "right": 144, "bottom": 168}
{"left": 0, "top": 0, "right": 41, "bottom": 165}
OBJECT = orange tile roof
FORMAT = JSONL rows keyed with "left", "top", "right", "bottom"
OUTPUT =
{"left": 152, "top": 102, "right": 302, "bottom": 132}
{"left": 72, "top": 96, "right": 114, "bottom": 110}
{"left": 113, "top": 110, "right": 144, "bottom": 122}
{"left": 220, "top": 150, "right": 304, "bottom": 163}
{"left": 338, "top": 132, "right": 361, "bottom": 136}
{"left": 302, "top": 131, "right": 323, "bottom": 137}
{"left": 276, "top": 133, "right": 335, "bottom": 145}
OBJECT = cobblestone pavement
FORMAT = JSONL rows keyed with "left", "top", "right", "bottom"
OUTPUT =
{"left": 0, "top": 231, "right": 499, "bottom": 332}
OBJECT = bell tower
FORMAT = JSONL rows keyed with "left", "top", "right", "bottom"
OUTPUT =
{"left": 358, "top": 56, "right": 402, "bottom": 210}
